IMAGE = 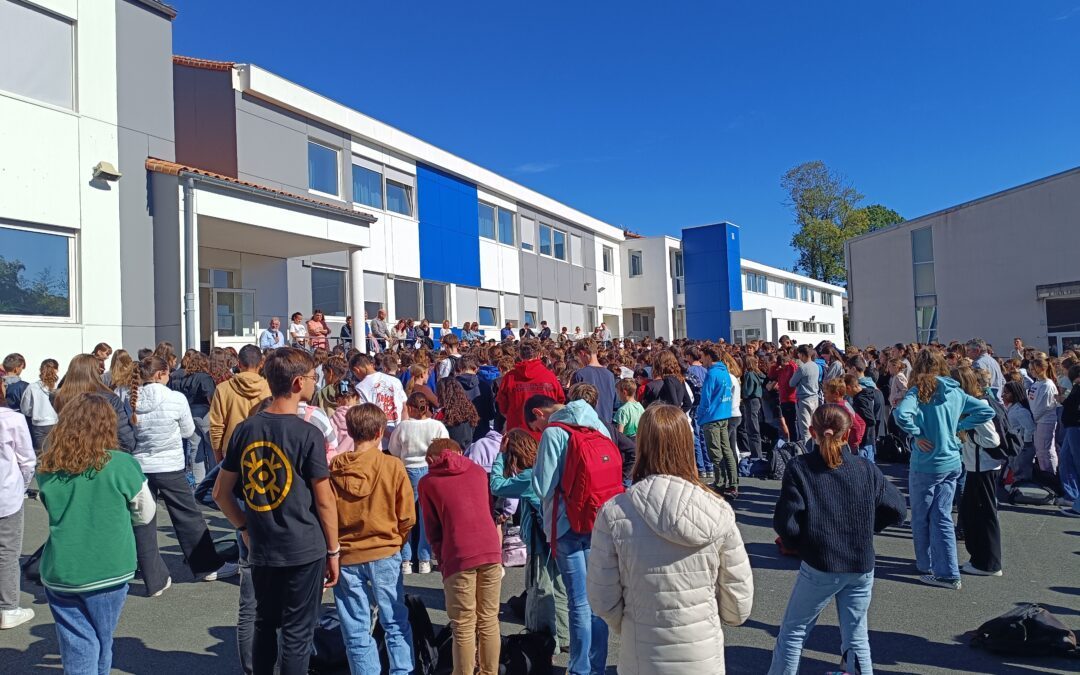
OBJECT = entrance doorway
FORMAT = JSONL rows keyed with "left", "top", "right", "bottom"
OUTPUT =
{"left": 199, "top": 268, "right": 257, "bottom": 352}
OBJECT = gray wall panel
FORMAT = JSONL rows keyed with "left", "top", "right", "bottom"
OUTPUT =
{"left": 116, "top": 0, "right": 174, "bottom": 143}
{"left": 235, "top": 109, "right": 310, "bottom": 193}
{"left": 150, "top": 173, "right": 182, "bottom": 347}
{"left": 172, "top": 67, "right": 236, "bottom": 176}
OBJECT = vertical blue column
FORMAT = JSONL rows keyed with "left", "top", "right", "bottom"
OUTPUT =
{"left": 682, "top": 222, "right": 741, "bottom": 340}
{"left": 416, "top": 163, "right": 481, "bottom": 286}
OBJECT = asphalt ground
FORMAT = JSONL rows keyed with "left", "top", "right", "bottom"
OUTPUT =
{"left": 2, "top": 462, "right": 1078, "bottom": 674}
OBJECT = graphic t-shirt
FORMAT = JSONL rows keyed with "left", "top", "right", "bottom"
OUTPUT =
{"left": 223, "top": 411, "right": 329, "bottom": 566}
{"left": 356, "top": 372, "right": 407, "bottom": 426}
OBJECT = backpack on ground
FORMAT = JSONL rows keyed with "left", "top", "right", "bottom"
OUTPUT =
{"left": 406, "top": 595, "right": 439, "bottom": 675}
{"left": 876, "top": 433, "right": 910, "bottom": 464}
{"left": 502, "top": 526, "right": 527, "bottom": 567}
{"left": 739, "top": 457, "right": 769, "bottom": 478}
{"left": 20, "top": 542, "right": 44, "bottom": 585}
{"left": 982, "top": 397, "right": 1022, "bottom": 461}
{"left": 1006, "top": 480, "right": 1057, "bottom": 506}
{"left": 500, "top": 631, "right": 557, "bottom": 675}
{"left": 970, "top": 603, "right": 1079, "bottom": 657}
{"left": 549, "top": 422, "right": 624, "bottom": 540}
{"left": 768, "top": 440, "right": 799, "bottom": 480}
{"left": 309, "top": 606, "right": 348, "bottom": 674}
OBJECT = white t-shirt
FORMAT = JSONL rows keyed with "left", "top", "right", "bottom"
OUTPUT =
{"left": 356, "top": 372, "right": 408, "bottom": 427}
{"left": 290, "top": 321, "right": 308, "bottom": 343}
{"left": 388, "top": 418, "right": 449, "bottom": 469}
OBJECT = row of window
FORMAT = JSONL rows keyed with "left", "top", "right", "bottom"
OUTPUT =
{"left": 785, "top": 319, "right": 837, "bottom": 334}
{"left": 744, "top": 271, "right": 835, "bottom": 306}
{"left": 308, "top": 141, "right": 415, "bottom": 217}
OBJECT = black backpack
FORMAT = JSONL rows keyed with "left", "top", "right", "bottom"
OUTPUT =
{"left": 768, "top": 440, "right": 800, "bottom": 480}
{"left": 981, "top": 397, "right": 1022, "bottom": 462}
{"left": 309, "top": 607, "right": 347, "bottom": 674}
{"left": 500, "top": 632, "right": 556, "bottom": 675}
{"left": 970, "top": 603, "right": 1079, "bottom": 658}
{"left": 406, "top": 595, "right": 439, "bottom": 675}
{"left": 876, "top": 433, "right": 910, "bottom": 464}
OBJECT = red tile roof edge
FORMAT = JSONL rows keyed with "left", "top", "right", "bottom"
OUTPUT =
{"left": 172, "top": 55, "right": 235, "bottom": 71}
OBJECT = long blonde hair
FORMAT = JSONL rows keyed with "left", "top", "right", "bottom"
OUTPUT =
{"left": 107, "top": 349, "right": 132, "bottom": 390}
{"left": 52, "top": 354, "right": 113, "bottom": 414}
{"left": 40, "top": 394, "right": 118, "bottom": 475}
{"left": 811, "top": 404, "right": 851, "bottom": 469}
{"left": 632, "top": 404, "right": 709, "bottom": 490}
{"left": 910, "top": 349, "right": 950, "bottom": 404}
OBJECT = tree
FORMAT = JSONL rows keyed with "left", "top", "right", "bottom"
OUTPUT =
{"left": 782, "top": 161, "right": 902, "bottom": 285}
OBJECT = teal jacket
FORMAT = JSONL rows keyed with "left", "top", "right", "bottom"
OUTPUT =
{"left": 893, "top": 376, "right": 994, "bottom": 474}
{"left": 531, "top": 400, "right": 611, "bottom": 539}
{"left": 490, "top": 453, "right": 544, "bottom": 557}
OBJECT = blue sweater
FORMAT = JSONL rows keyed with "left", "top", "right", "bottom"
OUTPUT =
{"left": 892, "top": 376, "right": 994, "bottom": 474}
{"left": 697, "top": 363, "right": 733, "bottom": 425}
{"left": 774, "top": 449, "right": 907, "bottom": 573}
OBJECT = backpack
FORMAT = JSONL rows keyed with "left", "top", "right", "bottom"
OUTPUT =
{"left": 500, "top": 631, "right": 557, "bottom": 675}
{"left": 1006, "top": 480, "right": 1057, "bottom": 506}
{"left": 876, "top": 433, "right": 910, "bottom": 464}
{"left": 739, "top": 457, "right": 769, "bottom": 478}
{"left": 502, "top": 526, "right": 527, "bottom": 567}
{"left": 549, "top": 422, "right": 624, "bottom": 540}
{"left": 406, "top": 595, "right": 439, "bottom": 675}
{"left": 981, "top": 397, "right": 1022, "bottom": 461}
{"left": 309, "top": 607, "right": 348, "bottom": 674}
{"left": 21, "top": 543, "right": 44, "bottom": 585}
{"left": 970, "top": 603, "right": 1079, "bottom": 657}
{"left": 768, "top": 440, "right": 799, "bottom": 480}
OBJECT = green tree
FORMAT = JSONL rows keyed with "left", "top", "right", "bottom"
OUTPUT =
{"left": 862, "top": 203, "right": 904, "bottom": 231}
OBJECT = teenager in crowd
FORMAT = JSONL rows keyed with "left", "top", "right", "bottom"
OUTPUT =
{"left": 770, "top": 405, "right": 906, "bottom": 674}
{"left": 496, "top": 339, "right": 564, "bottom": 439}
{"left": 641, "top": 351, "right": 691, "bottom": 414}
{"left": 823, "top": 378, "right": 865, "bottom": 451}
{"left": 1058, "top": 364, "right": 1080, "bottom": 517}
{"left": 209, "top": 345, "right": 270, "bottom": 464}
{"left": 456, "top": 355, "right": 496, "bottom": 441}
{"left": 172, "top": 350, "right": 217, "bottom": 483}
{"left": 20, "top": 358, "right": 60, "bottom": 452}
{"left": 330, "top": 403, "right": 416, "bottom": 674}
{"left": 3, "top": 353, "right": 29, "bottom": 410}
{"left": 388, "top": 393, "right": 448, "bottom": 575}
{"left": 588, "top": 404, "right": 753, "bottom": 675}
{"left": 1002, "top": 380, "right": 1036, "bottom": 484}
{"left": 789, "top": 345, "right": 821, "bottom": 444}
{"left": 0, "top": 376, "right": 35, "bottom": 630}
{"left": 35, "top": 394, "right": 155, "bottom": 670}
{"left": 352, "top": 353, "right": 409, "bottom": 446}
{"left": 571, "top": 339, "right": 617, "bottom": 425}
{"left": 844, "top": 374, "right": 878, "bottom": 462}
{"left": 52, "top": 354, "right": 136, "bottom": 454}
{"left": 214, "top": 347, "right": 340, "bottom": 675}
{"left": 1027, "top": 357, "right": 1060, "bottom": 476}
{"left": 893, "top": 349, "right": 994, "bottom": 589}
{"left": 436, "top": 377, "right": 480, "bottom": 448}
{"left": 419, "top": 438, "right": 503, "bottom": 675}
{"left": 741, "top": 354, "right": 765, "bottom": 460}
{"left": 721, "top": 352, "right": 743, "bottom": 458}
{"left": 699, "top": 345, "right": 735, "bottom": 496}
{"left": 614, "top": 378, "right": 644, "bottom": 438}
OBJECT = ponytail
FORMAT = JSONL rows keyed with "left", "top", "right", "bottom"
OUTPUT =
{"left": 812, "top": 404, "right": 851, "bottom": 469}
{"left": 40, "top": 359, "right": 60, "bottom": 392}
{"left": 130, "top": 355, "right": 169, "bottom": 425}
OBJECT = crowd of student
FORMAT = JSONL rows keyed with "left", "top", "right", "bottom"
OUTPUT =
{"left": 1, "top": 326, "right": 1077, "bottom": 674}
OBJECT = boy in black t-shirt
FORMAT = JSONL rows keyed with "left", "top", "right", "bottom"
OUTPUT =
{"left": 214, "top": 348, "right": 340, "bottom": 675}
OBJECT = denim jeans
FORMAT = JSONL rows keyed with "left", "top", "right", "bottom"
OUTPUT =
{"left": 186, "top": 409, "right": 212, "bottom": 484}
{"left": 691, "top": 409, "right": 713, "bottom": 473}
{"left": 768, "top": 563, "right": 874, "bottom": 675}
{"left": 403, "top": 467, "right": 432, "bottom": 564}
{"left": 909, "top": 467, "right": 962, "bottom": 580}
{"left": 46, "top": 583, "right": 128, "bottom": 675}
{"left": 237, "top": 529, "right": 254, "bottom": 675}
{"left": 333, "top": 552, "right": 414, "bottom": 675}
{"left": 858, "top": 444, "right": 876, "bottom": 463}
{"left": 1059, "top": 427, "right": 1080, "bottom": 507}
{"left": 555, "top": 529, "right": 608, "bottom": 675}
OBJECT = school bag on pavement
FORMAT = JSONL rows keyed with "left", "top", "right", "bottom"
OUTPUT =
{"left": 500, "top": 631, "right": 557, "bottom": 675}
{"left": 768, "top": 440, "right": 799, "bottom": 480}
{"left": 876, "top": 433, "right": 910, "bottom": 463}
{"left": 549, "top": 422, "right": 624, "bottom": 542}
{"left": 502, "top": 526, "right": 527, "bottom": 567}
{"left": 1006, "top": 480, "right": 1057, "bottom": 506}
{"left": 970, "top": 603, "right": 1079, "bottom": 657}
{"left": 309, "top": 606, "right": 348, "bottom": 674}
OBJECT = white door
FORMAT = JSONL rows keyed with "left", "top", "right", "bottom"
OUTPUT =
{"left": 1051, "top": 332, "right": 1080, "bottom": 354}
{"left": 212, "top": 289, "right": 257, "bottom": 350}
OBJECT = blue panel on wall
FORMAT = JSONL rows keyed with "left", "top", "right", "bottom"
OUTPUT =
{"left": 416, "top": 163, "right": 481, "bottom": 287}
{"left": 682, "top": 222, "right": 742, "bottom": 340}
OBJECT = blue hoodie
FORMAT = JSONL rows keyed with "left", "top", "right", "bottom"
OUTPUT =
{"left": 893, "top": 376, "right": 994, "bottom": 474}
{"left": 697, "top": 362, "right": 733, "bottom": 425}
{"left": 858, "top": 376, "right": 877, "bottom": 390}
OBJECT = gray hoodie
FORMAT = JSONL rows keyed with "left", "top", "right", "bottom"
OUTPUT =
{"left": 789, "top": 360, "right": 821, "bottom": 401}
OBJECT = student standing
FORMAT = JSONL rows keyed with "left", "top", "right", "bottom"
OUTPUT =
{"left": 1002, "top": 381, "right": 1036, "bottom": 483}
{"left": 788, "top": 345, "right": 821, "bottom": 444}
{"left": 1027, "top": 357, "right": 1060, "bottom": 475}
{"left": 209, "top": 345, "right": 271, "bottom": 464}
{"left": 769, "top": 405, "right": 906, "bottom": 674}
{"left": 214, "top": 347, "right": 341, "bottom": 675}
{"left": 19, "top": 358, "right": 60, "bottom": 452}
{"left": 571, "top": 339, "right": 618, "bottom": 425}
{"left": 0, "top": 376, "right": 35, "bottom": 630}
{"left": 613, "top": 379, "right": 644, "bottom": 438}
{"left": 51, "top": 355, "right": 136, "bottom": 455}
{"left": 698, "top": 346, "right": 735, "bottom": 496}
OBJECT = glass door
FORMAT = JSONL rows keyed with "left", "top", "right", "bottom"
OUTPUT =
{"left": 212, "top": 288, "right": 256, "bottom": 350}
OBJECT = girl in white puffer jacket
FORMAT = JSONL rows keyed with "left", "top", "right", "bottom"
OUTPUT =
{"left": 588, "top": 404, "right": 753, "bottom": 675}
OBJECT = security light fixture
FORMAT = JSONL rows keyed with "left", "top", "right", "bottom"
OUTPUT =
{"left": 93, "top": 161, "right": 122, "bottom": 182}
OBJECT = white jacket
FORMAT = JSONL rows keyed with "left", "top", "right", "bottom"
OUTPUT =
{"left": 20, "top": 380, "right": 58, "bottom": 426}
{"left": 587, "top": 475, "right": 754, "bottom": 675}
{"left": 961, "top": 418, "right": 1002, "bottom": 472}
{"left": 131, "top": 382, "right": 195, "bottom": 474}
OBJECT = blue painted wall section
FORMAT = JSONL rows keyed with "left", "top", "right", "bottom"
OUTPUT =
{"left": 682, "top": 222, "right": 742, "bottom": 340}
{"left": 416, "top": 163, "right": 481, "bottom": 287}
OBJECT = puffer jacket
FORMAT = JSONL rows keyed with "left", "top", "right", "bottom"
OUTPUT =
{"left": 587, "top": 474, "right": 753, "bottom": 675}
{"left": 131, "top": 382, "right": 195, "bottom": 474}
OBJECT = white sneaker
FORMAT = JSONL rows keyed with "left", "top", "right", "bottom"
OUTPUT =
{"left": 417, "top": 561, "right": 431, "bottom": 574}
{"left": 151, "top": 577, "right": 172, "bottom": 598}
{"left": 961, "top": 562, "right": 1002, "bottom": 577}
{"left": 198, "top": 562, "right": 239, "bottom": 582}
{"left": 401, "top": 561, "right": 413, "bottom": 575}
{"left": 0, "top": 607, "right": 34, "bottom": 629}
{"left": 1054, "top": 496, "right": 1074, "bottom": 507}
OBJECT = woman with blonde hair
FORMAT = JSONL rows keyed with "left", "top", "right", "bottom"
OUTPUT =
{"left": 19, "top": 358, "right": 60, "bottom": 452}
{"left": 588, "top": 404, "right": 753, "bottom": 674}
{"left": 1026, "top": 357, "right": 1060, "bottom": 476}
{"left": 52, "top": 354, "right": 136, "bottom": 454}
{"left": 105, "top": 349, "right": 131, "bottom": 391}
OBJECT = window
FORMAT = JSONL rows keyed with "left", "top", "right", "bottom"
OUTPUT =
{"left": 478, "top": 203, "right": 496, "bottom": 240}
{"left": 311, "top": 267, "right": 347, "bottom": 317}
{"left": 0, "top": 224, "right": 73, "bottom": 318}
{"left": 478, "top": 306, "right": 498, "bottom": 326}
{"left": 746, "top": 328, "right": 762, "bottom": 341}
{"left": 0, "top": 1, "right": 74, "bottom": 109}
{"left": 520, "top": 217, "right": 535, "bottom": 251}
{"left": 525, "top": 310, "right": 537, "bottom": 327}
{"left": 733, "top": 329, "right": 744, "bottom": 344}
{"left": 744, "top": 272, "right": 766, "bottom": 294}
{"left": 800, "top": 285, "right": 809, "bottom": 302}
{"left": 539, "top": 224, "right": 552, "bottom": 256}
{"left": 352, "top": 164, "right": 383, "bottom": 209}
{"left": 423, "top": 281, "right": 448, "bottom": 324}
{"left": 787, "top": 320, "right": 800, "bottom": 332}
{"left": 785, "top": 281, "right": 797, "bottom": 299}
{"left": 629, "top": 250, "right": 643, "bottom": 277}
{"left": 912, "top": 227, "right": 937, "bottom": 342}
{"left": 497, "top": 208, "right": 515, "bottom": 245}
{"left": 553, "top": 230, "right": 567, "bottom": 260}
{"left": 570, "top": 234, "right": 583, "bottom": 266}
{"left": 671, "top": 250, "right": 684, "bottom": 278}
{"left": 802, "top": 322, "right": 814, "bottom": 333}
{"left": 393, "top": 279, "right": 420, "bottom": 320}
{"left": 385, "top": 179, "right": 412, "bottom": 216}
{"left": 821, "top": 291, "right": 833, "bottom": 306}
{"left": 632, "top": 312, "right": 650, "bottom": 333}
{"left": 602, "top": 245, "right": 614, "bottom": 273}
{"left": 307, "top": 141, "right": 339, "bottom": 195}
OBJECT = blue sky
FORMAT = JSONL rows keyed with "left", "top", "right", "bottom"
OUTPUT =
{"left": 171, "top": 0, "right": 1080, "bottom": 270}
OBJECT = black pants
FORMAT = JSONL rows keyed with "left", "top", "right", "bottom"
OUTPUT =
{"left": 780, "top": 401, "right": 797, "bottom": 441}
{"left": 743, "top": 397, "right": 763, "bottom": 459}
{"left": 728, "top": 416, "right": 742, "bottom": 460}
{"left": 251, "top": 559, "right": 325, "bottom": 675}
{"left": 135, "top": 470, "right": 223, "bottom": 584}
{"left": 960, "top": 468, "right": 1001, "bottom": 573}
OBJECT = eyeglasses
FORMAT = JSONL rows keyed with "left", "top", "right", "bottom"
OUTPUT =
{"left": 300, "top": 374, "right": 317, "bottom": 382}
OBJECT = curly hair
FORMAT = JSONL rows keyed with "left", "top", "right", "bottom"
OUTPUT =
{"left": 40, "top": 393, "right": 118, "bottom": 475}
{"left": 911, "top": 349, "right": 950, "bottom": 403}
{"left": 502, "top": 428, "right": 538, "bottom": 477}
{"left": 181, "top": 349, "right": 210, "bottom": 375}
{"left": 653, "top": 351, "right": 684, "bottom": 381}
{"left": 437, "top": 378, "right": 479, "bottom": 428}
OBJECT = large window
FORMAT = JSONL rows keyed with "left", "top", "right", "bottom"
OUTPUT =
{"left": 0, "top": 1, "right": 74, "bottom": 110}
{"left": 311, "top": 266, "right": 347, "bottom": 317}
{"left": 352, "top": 164, "right": 383, "bottom": 210}
{"left": 520, "top": 217, "right": 535, "bottom": 251}
{"left": 386, "top": 179, "right": 413, "bottom": 216}
{"left": 478, "top": 306, "right": 498, "bottom": 326}
{"left": 570, "top": 234, "right": 583, "bottom": 266}
{"left": 539, "top": 224, "right": 552, "bottom": 256}
{"left": 553, "top": 230, "right": 567, "bottom": 260}
{"left": 0, "top": 224, "right": 73, "bottom": 318}
{"left": 394, "top": 279, "right": 420, "bottom": 320}
{"left": 478, "top": 203, "right": 496, "bottom": 240}
{"left": 632, "top": 311, "right": 651, "bottom": 333}
{"left": 800, "top": 285, "right": 809, "bottom": 302}
{"left": 308, "top": 141, "right": 339, "bottom": 196}
{"left": 821, "top": 291, "right": 834, "bottom": 306}
{"left": 785, "top": 281, "right": 797, "bottom": 299}
{"left": 497, "top": 208, "right": 515, "bottom": 245}
{"left": 629, "top": 250, "right": 643, "bottom": 277}
{"left": 480, "top": 203, "right": 515, "bottom": 245}
{"left": 745, "top": 272, "right": 767, "bottom": 294}
{"left": 787, "top": 320, "right": 800, "bottom": 332}
{"left": 423, "top": 281, "right": 448, "bottom": 324}
{"left": 912, "top": 227, "right": 937, "bottom": 342}
{"left": 525, "top": 310, "right": 537, "bottom": 327}
{"left": 602, "top": 245, "right": 614, "bottom": 273}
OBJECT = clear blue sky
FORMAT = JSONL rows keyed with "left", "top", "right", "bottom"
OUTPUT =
{"left": 171, "top": 0, "right": 1080, "bottom": 270}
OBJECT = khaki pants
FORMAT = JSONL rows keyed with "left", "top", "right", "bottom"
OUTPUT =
{"left": 445, "top": 563, "right": 503, "bottom": 675}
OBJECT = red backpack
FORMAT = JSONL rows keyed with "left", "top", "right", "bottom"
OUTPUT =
{"left": 549, "top": 422, "right": 624, "bottom": 543}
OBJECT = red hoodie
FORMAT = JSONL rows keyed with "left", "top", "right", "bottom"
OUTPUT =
{"left": 495, "top": 359, "right": 565, "bottom": 440}
{"left": 417, "top": 451, "right": 502, "bottom": 579}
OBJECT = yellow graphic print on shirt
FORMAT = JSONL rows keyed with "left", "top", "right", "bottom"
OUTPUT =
{"left": 241, "top": 441, "right": 294, "bottom": 512}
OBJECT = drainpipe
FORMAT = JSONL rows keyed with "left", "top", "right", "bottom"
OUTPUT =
{"left": 183, "top": 176, "right": 197, "bottom": 350}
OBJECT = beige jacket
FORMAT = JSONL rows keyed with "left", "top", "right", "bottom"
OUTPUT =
{"left": 587, "top": 474, "right": 753, "bottom": 675}
{"left": 208, "top": 372, "right": 271, "bottom": 457}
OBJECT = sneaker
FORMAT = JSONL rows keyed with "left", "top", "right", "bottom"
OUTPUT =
{"left": 1054, "top": 497, "right": 1076, "bottom": 507}
{"left": 1059, "top": 507, "right": 1080, "bottom": 518}
{"left": 401, "top": 561, "right": 413, "bottom": 575}
{"left": 919, "top": 574, "right": 961, "bottom": 590}
{"left": 961, "top": 562, "right": 1002, "bottom": 577}
{"left": 418, "top": 561, "right": 432, "bottom": 574}
{"left": 0, "top": 607, "right": 34, "bottom": 629}
{"left": 198, "top": 562, "right": 239, "bottom": 582}
{"left": 150, "top": 577, "right": 173, "bottom": 598}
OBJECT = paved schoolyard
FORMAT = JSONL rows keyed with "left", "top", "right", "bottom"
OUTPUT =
{"left": 2, "top": 463, "right": 1077, "bottom": 674}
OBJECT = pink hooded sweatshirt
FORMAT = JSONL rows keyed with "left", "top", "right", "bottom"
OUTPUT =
{"left": 330, "top": 404, "right": 354, "bottom": 460}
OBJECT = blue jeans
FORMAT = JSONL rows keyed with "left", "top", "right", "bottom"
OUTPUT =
{"left": 1059, "top": 427, "right": 1080, "bottom": 507}
{"left": 909, "top": 467, "right": 961, "bottom": 580}
{"left": 858, "top": 444, "right": 876, "bottom": 463}
{"left": 46, "top": 584, "right": 128, "bottom": 675}
{"left": 768, "top": 563, "right": 874, "bottom": 675}
{"left": 692, "top": 409, "right": 713, "bottom": 473}
{"left": 555, "top": 529, "right": 608, "bottom": 675}
{"left": 334, "top": 552, "right": 414, "bottom": 675}
{"left": 403, "top": 467, "right": 431, "bottom": 564}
